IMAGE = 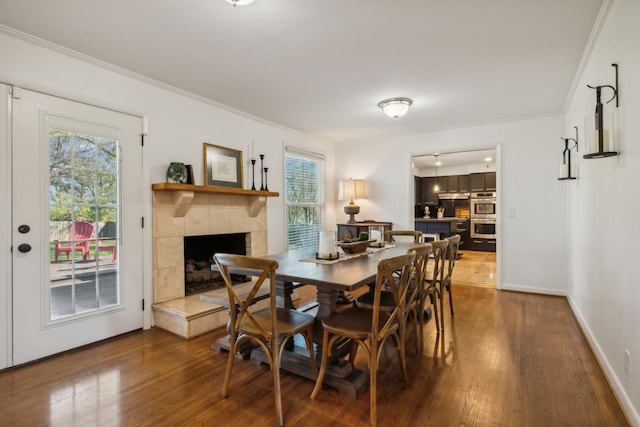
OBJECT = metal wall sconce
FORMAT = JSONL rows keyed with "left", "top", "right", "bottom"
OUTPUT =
{"left": 584, "top": 63, "right": 619, "bottom": 159}
{"left": 558, "top": 127, "right": 579, "bottom": 180}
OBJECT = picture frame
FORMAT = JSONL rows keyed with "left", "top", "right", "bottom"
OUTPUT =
{"left": 203, "top": 143, "right": 244, "bottom": 188}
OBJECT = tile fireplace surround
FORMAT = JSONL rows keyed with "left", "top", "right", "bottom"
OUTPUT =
{"left": 151, "top": 184, "right": 278, "bottom": 338}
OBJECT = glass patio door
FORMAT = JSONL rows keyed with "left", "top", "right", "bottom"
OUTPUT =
{"left": 11, "top": 88, "right": 143, "bottom": 365}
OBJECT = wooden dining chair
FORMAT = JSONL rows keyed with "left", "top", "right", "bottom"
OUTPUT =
{"left": 353, "top": 243, "right": 432, "bottom": 354}
{"left": 423, "top": 239, "right": 449, "bottom": 332}
{"left": 311, "top": 252, "right": 416, "bottom": 427}
{"left": 214, "top": 253, "right": 317, "bottom": 427}
{"left": 440, "top": 234, "right": 461, "bottom": 323}
{"left": 384, "top": 229, "right": 423, "bottom": 243}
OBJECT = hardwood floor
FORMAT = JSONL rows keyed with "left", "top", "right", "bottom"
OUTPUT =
{"left": 0, "top": 260, "right": 628, "bottom": 426}
{"left": 455, "top": 249, "right": 497, "bottom": 288}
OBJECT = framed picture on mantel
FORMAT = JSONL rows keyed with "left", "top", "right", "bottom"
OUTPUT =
{"left": 203, "top": 143, "right": 243, "bottom": 188}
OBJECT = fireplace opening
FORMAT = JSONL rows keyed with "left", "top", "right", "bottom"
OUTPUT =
{"left": 184, "top": 233, "right": 248, "bottom": 296}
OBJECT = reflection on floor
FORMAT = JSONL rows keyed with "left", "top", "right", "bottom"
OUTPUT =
{"left": 454, "top": 249, "right": 496, "bottom": 288}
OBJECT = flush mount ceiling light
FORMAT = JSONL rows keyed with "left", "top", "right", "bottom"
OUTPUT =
{"left": 225, "top": 0, "right": 256, "bottom": 6}
{"left": 377, "top": 97, "right": 413, "bottom": 119}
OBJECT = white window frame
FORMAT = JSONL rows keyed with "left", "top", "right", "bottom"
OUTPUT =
{"left": 284, "top": 147, "right": 326, "bottom": 251}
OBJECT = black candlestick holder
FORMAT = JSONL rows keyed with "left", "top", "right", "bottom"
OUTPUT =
{"left": 259, "top": 154, "right": 265, "bottom": 191}
{"left": 264, "top": 167, "right": 269, "bottom": 191}
{"left": 250, "top": 159, "right": 256, "bottom": 190}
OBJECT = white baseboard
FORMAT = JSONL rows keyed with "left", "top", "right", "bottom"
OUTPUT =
{"left": 500, "top": 282, "right": 566, "bottom": 296}
{"left": 567, "top": 295, "right": 639, "bottom": 427}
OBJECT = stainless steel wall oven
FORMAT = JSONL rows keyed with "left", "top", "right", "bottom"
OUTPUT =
{"left": 470, "top": 191, "right": 496, "bottom": 238}
{"left": 470, "top": 219, "right": 496, "bottom": 239}
{"left": 470, "top": 191, "right": 496, "bottom": 219}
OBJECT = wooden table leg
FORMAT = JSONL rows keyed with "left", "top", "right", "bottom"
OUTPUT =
{"left": 250, "top": 283, "right": 368, "bottom": 399}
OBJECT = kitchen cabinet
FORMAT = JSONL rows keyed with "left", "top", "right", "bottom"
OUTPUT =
{"left": 470, "top": 172, "right": 496, "bottom": 192}
{"left": 446, "top": 175, "right": 459, "bottom": 192}
{"left": 455, "top": 218, "right": 469, "bottom": 250}
{"left": 337, "top": 221, "right": 392, "bottom": 241}
{"left": 436, "top": 177, "right": 448, "bottom": 193}
{"left": 420, "top": 177, "right": 438, "bottom": 205}
{"left": 485, "top": 172, "right": 496, "bottom": 190}
{"left": 458, "top": 175, "right": 470, "bottom": 192}
{"left": 467, "top": 238, "right": 496, "bottom": 252}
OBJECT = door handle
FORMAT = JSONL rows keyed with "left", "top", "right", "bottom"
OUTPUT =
{"left": 18, "top": 243, "right": 32, "bottom": 253}
{"left": 18, "top": 224, "right": 30, "bottom": 234}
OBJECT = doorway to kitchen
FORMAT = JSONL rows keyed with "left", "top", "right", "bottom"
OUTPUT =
{"left": 412, "top": 148, "right": 497, "bottom": 288}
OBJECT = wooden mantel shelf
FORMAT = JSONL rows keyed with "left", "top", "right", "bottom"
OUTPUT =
{"left": 152, "top": 183, "right": 279, "bottom": 217}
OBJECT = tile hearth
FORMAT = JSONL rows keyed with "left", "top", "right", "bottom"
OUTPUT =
{"left": 151, "top": 186, "right": 275, "bottom": 338}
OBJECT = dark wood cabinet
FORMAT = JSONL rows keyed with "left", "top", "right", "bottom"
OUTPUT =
{"left": 420, "top": 177, "right": 438, "bottom": 205}
{"left": 470, "top": 172, "right": 496, "bottom": 192}
{"left": 458, "top": 175, "right": 470, "bottom": 192}
{"left": 436, "top": 177, "right": 447, "bottom": 193}
{"left": 485, "top": 172, "right": 496, "bottom": 190}
{"left": 470, "top": 173, "right": 485, "bottom": 192}
{"left": 337, "top": 221, "right": 392, "bottom": 241}
{"left": 467, "top": 237, "right": 496, "bottom": 252}
{"left": 446, "top": 175, "right": 459, "bottom": 192}
{"left": 414, "top": 176, "right": 421, "bottom": 203}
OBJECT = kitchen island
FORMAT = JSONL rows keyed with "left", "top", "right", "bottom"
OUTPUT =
{"left": 415, "top": 217, "right": 460, "bottom": 240}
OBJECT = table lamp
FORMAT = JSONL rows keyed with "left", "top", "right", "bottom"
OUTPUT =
{"left": 339, "top": 178, "right": 366, "bottom": 224}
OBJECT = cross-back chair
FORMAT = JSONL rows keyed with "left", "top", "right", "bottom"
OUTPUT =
{"left": 353, "top": 243, "right": 432, "bottom": 354}
{"left": 440, "top": 234, "right": 461, "bottom": 325}
{"left": 311, "top": 252, "right": 416, "bottom": 427}
{"left": 384, "top": 229, "right": 423, "bottom": 243}
{"left": 423, "top": 239, "right": 449, "bottom": 332}
{"left": 214, "top": 253, "right": 317, "bottom": 427}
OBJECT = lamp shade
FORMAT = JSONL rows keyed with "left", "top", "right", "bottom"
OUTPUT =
{"left": 377, "top": 97, "right": 413, "bottom": 119}
{"left": 339, "top": 179, "right": 366, "bottom": 202}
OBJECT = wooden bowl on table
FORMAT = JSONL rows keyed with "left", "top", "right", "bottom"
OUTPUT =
{"left": 337, "top": 239, "right": 375, "bottom": 254}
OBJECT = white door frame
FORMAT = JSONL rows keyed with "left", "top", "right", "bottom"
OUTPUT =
{"left": 0, "top": 84, "right": 12, "bottom": 369}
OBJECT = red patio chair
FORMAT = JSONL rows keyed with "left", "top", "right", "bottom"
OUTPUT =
{"left": 54, "top": 221, "right": 95, "bottom": 262}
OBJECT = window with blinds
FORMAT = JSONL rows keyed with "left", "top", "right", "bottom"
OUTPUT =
{"left": 284, "top": 148, "right": 325, "bottom": 251}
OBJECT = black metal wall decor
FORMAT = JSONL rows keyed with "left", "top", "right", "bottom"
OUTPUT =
{"left": 558, "top": 126, "right": 579, "bottom": 180}
{"left": 584, "top": 63, "right": 619, "bottom": 159}
{"left": 259, "top": 154, "right": 265, "bottom": 191}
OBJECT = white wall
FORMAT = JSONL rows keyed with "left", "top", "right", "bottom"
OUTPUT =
{"left": 335, "top": 115, "right": 569, "bottom": 295}
{"left": 0, "top": 30, "right": 336, "bottom": 330}
{"left": 564, "top": 0, "right": 640, "bottom": 423}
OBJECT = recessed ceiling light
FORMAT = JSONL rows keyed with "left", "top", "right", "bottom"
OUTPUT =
{"left": 484, "top": 157, "right": 492, "bottom": 162}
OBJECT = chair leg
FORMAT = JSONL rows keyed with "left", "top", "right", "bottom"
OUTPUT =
{"left": 302, "top": 327, "right": 318, "bottom": 377}
{"left": 310, "top": 330, "right": 330, "bottom": 400}
{"left": 397, "top": 331, "right": 408, "bottom": 385}
{"left": 272, "top": 337, "right": 284, "bottom": 427}
{"left": 430, "top": 292, "right": 440, "bottom": 332}
{"left": 439, "top": 283, "right": 445, "bottom": 331}
{"left": 222, "top": 336, "right": 236, "bottom": 398}
{"left": 448, "top": 282, "right": 454, "bottom": 317}
{"left": 370, "top": 340, "right": 378, "bottom": 427}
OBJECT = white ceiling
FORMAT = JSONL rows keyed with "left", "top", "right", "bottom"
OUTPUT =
{"left": 0, "top": 0, "right": 602, "bottom": 144}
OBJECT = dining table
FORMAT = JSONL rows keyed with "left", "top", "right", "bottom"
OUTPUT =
{"left": 209, "top": 241, "right": 420, "bottom": 399}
